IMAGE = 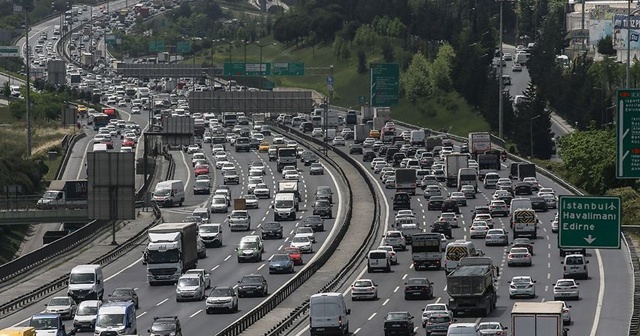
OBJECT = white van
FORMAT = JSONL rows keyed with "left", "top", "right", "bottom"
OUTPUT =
{"left": 273, "top": 193, "right": 298, "bottom": 221}
{"left": 309, "top": 293, "right": 351, "bottom": 336}
{"left": 509, "top": 198, "right": 533, "bottom": 217}
{"left": 151, "top": 180, "right": 185, "bottom": 207}
{"left": 93, "top": 143, "right": 108, "bottom": 152}
{"left": 94, "top": 302, "right": 136, "bottom": 335}
{"left": 367, "top": 250, "right": 391, "bottom": 273}
{"left": 67, "top": 264, "right": 104, "bottom": 302}
{"left": 444, "top": 240, "right": 479, "bottom": 274}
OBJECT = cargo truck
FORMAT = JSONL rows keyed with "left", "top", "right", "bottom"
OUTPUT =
{"left": 446, "top": 257, "right": 499, "bottom": 316}
{"left": 277, "top": 180, "right": 301, "bottom": 203}
{"left": 374, "top": 107, "right": 392, "bottom": 120}
{"left": 146, "top": 222, "right": 199, "bottom": 285}
{"left": 354, "top": 124, "right": 370, "bottom": 144}
{"left": 468, "top": 132, "right": 491, "bottom": 158}
{"left": 517, "top": 163, "right": 536, "bottom": 181}
{"left": 426, "top": 136, "right": 443, "bottom": 151}
{"left": 361, "top": 106, "right": 374, "bottom": 123}
{"left": 194, "top": 118, "right": 205, "bottom": 136}
{"left": 395, "top": 168, "right": 417, "bottom": 195}
{"left": 373, "top": 117, "right": 386, "bottom": 132}
{"left": 346, "top": 110, "right": 358, "bottom": 125}
{"left": 511, "top": 302, "right": 566, "bottom": 336}
{"left": 37, "top": 180, "right": 88, "bottom": 210}
{"left": 445, "top": 154, "right": 469, "bottom": 188}
{"left": 411, "top": 233, "right": 443, "bottom": 270}
{"left": 323, "top": 109, "right": 340, "bottom": 128}
{"left": 410, "top": 129, "right": 426, "bottom": 146}
{"left": 477, "top": 152, "right": 501, "bottom": 180}
{"left": 277, "top": 147, "right": 298, "bottom": 172}
{"left": 511, "top": 209, "right": 538, "bottom": 239}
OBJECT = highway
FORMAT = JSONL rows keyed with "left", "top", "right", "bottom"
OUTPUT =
{"left": 1, "top": 131, "right": 347, "bottom": 336}
{"left": 287, "top": 124, "right": 632, "bottom": 336}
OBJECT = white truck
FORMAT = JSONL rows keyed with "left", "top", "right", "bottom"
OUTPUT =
{"left": 468, "top": 132, "right": 491, "bottom": 157}
{"left": 410, "top": 129, "right": 426, "bottom": 146}
{"left": 146, "top": 222, "right": 199, "bottom": 285}
{"left": 411, "top": 233, "right": 443, "bottom": 270}
{"left": 395, "top": 168, "right": 417, "bottom": 195}
{"left": 37, "top": 180, "right": 88, "bottom": 210}
{"left": 323, "top": 109, "right": 340, "bottom": 128}
{"left": 374, "top": 107, "right": 391, "bottom": 120}
{"left": 511, "top": 302, "right": 565, "bottom": 336}
{"left": 373, "top": 117, "right": 386, "bottom": 132}
{"left": 360, "top": 106, "right": 374, "bottom": 123}
{"left": 444, "top": 154, "right": 468, "bottom": 188}
{"left": 354, "top": 124, "right": 370, "bottom": 144}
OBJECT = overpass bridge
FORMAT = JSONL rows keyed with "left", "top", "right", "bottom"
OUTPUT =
{"left": 0, "top": 208, "right": 89, "bottom": 225}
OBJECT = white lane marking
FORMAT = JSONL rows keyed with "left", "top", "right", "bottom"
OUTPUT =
{"left": 211, "top": 265, "right": 220, "bottom": 271}
{"left": 590, "top": 250, "right": 605, "bottom": 336}
{"left": 156, "top": 298, "right": 168, "bottom": 306}
{"left": 368, "top": 313, "right": 377, "bottom": 320}
{"left": 382, "top": 299, "right": 390, "bottom": 306}
{"left": 224, "top": 255, "right": 231, "bottom": 261}
{"left": 180, "top": 150, "right": 192, "bottom": 190}
{"left": 257, "top": 264, "right": 265, "bottom": 270}
{"left": 136, "top": 311, "right": 147, "bottom": 318}
{"left": 354, "top": 328, "right": 361, "bottom": 334}
{"left": 106, "top": 257, "right": 142, "bottom": 281}
{"left": 394, "top": 286, "right": 399, "bottom": 293}
{"left": 189, "top": 309, "right": 202, "bottom": 318}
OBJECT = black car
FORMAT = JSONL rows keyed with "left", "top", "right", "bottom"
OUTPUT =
{"left": 514, "top": 182, "right": 533, "bottom": 195}
{"left": 300, "top": 122, "right": 314, "bottom": 133}
{"left": 303, "top": 215, "right": 325, "bottom": 232}
{"left": 315, "top": 186, "right": 334, "bottom": 203}
{"left": 431, "top": 221, "right": 452, "bottom": 239}
{"left": 363, "top": 150, "right": 376, "bottom": 162}
{"left": 249, "top": 139, "right": 260, "bottom": 150}
{"left": 392, "top": 153, "right": 406, "bottom": 167}
{"left": 383, "top": 311, "right": 415, "bottom": 336}
{"left": 393, "top": 192, "right": 411, "bottom": 210}
{"left": 441, "top": 199, "right": 460, "bottom": 214}
{"left": 472, "top": 206, "right": 491, "bottom": 220}
{"left": 193, "top": 180, "right": 210, "bottom": 195}
{"left": 302, "top": 153, "right": 319, "bottom": 166}
{"left": 427, "top": 196, "right": 445, "bottom": 211}
{"left": 108, "top": 288, "right": 139, "bottom": 309}
{"left": 237, "top": 274, "right": 268, "bottom": 297}
{"left": 403, "top": 278, "right": 434, "bottom": 300}
{"left": 530, "top": 196, "right": 548, "bottom": 212}
{"left": 498, "top": 194, "right": 514, "bottom": 206}
{"left": 313, "top": 199, "right": 333, "bottom": 218}
{"left": 149, "top": 316, "right": 181, "bottom": 336}
{"left": 350, "top": 144, "right": 363, "bottom": 155}
{"left": 261, "top": 221, "right": 283, "bottom": 239}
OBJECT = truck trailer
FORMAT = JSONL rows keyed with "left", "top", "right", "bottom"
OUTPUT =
{"left": 395, "top": 168, "right": 417, "bottom": 195}
{"left": 446, "top": 257, "right": 499, "bottom": 316}
{"left": 468, "top": 132, "right": 491, "bottom": 158}
{"left": 146, "top": 222, "right": 199, "bottom": 285}
{"left": 511, "top": 302, "right": 566, "bottom": 336}
{"left": 445, "top": 154, "right": 469, "bottom": 188}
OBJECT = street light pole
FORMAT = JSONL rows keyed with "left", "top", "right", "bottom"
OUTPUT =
{"left": 25, "top": 7, "right": 32, "bottom": 158}
{"left": 255, "top": 41, "right": 276, "bottom": 91}
{"left": 628, "top": 0, "right": 632, "bottom": 88}
{"left": 498, "top": 0, "right": 504, "bottom": 139}
{"left": 530, "top": 114, "right": 542, "bottom": 158}
{"left": 243, "top": 40, "right": 248, "bottom": 87}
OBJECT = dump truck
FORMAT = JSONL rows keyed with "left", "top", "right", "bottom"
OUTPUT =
{"left": 468, "top": 132, "right": 491, "bottom": 158}
{"left": 445, "top": 154, "right": 469, "bottom": 188}
{"left": 146, "top": 222, "right": 199, "bottom": 285}
{"left": 395, "top": 168, "right": 417, "bottom": 195}
{"left": 446, "top": 257, "right": 499, "bottom": 316}
{"left": 511, "top": 302, "right": 565, "bottom": 336}
{"left": 277, "top": 180, "right": 301, "bottom": 202}
{"left": 37, "top": 180, "right": 88, "bottom": 210}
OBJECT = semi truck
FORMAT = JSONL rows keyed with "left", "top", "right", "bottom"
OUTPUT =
{"left": 517, "top": 163, "right": 536, "bottom": 181}
{"left": 194, "top": 118, "right": 205, "bottom": 136}
{"left": 37, "top": 180, "right": 88, "bottom": 210}
{"left": 445, "top": 154, "right": 469, "bottom": 188}
{"left": 512, "top": 209, "right": 538, "bottom": 239}
{"left": 354, "top": 124, "right": 370, "bottom": 144}
{"left": 446, "top": 257, "right": 499, "bottom": 316}
{"left": 373, "top": 117, "right": 386, "bottom": 132}
{"left": 345, "top": 110, "right": 358, "bottom": 125}
{"left": 395, "top": 168, "right": 417, "bottom": 195}
{"left": 145, "top": 222, "right": 199, "bottom": 285}
{"left": 468, "top": 132, "right": 491, "bottom": 158}
{"left": 411, "top": 233, "right": 443, "bottom": 270}
{"left": 511, "top": 302, "right": 566, "bottom": 336}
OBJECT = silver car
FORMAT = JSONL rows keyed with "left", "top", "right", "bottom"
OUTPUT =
{"left": 485, "top": 228, "right": 509, "bottom": 246}
{"left": 547, "top": 300, "right": 572, "bottom": 325}
{"left": 176, "top": 274, "right": 205, "bottom": 301}
{"left": 309, "top": 163, "right": 324, "bottom": 175}
{"left": 508, "top": 276, "right": 536, "bottom": 299}
{"left": 460, "top": 185, "right": 476, "bottom": 199}
{"left": 45, "top": 296, "right": 77, "bottom": 319}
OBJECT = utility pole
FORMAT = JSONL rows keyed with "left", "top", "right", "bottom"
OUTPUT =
{"left": 498, "top": 0, "right": 504, "bottom": 139}
{"left": 627, "top": 1, "right": 633, "bottom": 88}
{"left": 323, "top": 98, "right": 328, "bottom": 156}
{"left": 25, "top": 7, "right": 32, "bottom": 157}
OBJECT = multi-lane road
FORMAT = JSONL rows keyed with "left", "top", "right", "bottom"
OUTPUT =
{"left": 286, "top": 124, "right": 632, "bottom": 335}
{"left": 1, "top": 130, "right": 348, "bottom": 336}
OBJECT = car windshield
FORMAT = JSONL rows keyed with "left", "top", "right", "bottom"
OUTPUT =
{"left": 200, "top": 226, "right": 219, "bottom": 233}
{"left": 195, "top": 181, "right": 208, "bottom": 187}
{"left": 49, "top": 298, "right": 70, "bottom": 306}
{"left": 111, "top": 289, "right": 131, "bottom": 296}
{"left": 315, "top": 200, "right": 329, "bottom": 207}
{"left": 557, "top": 280, "right": 574, "bottom": 286}
{"left": 30, "top": 317, "right": 59, "bottom": 330}
{"left": 178, "top": 278, "right": 200, "bottom": 286}
{"left": 213, "top": 197, "right": 226, "bottom": 204}
{"left": 210, "top": 287, "right": 235, "bottom": 297}
{"left": 292, "top": 236, "right": 308, "bottom": 243}
{"left": 69, "top": 272, "right": 95, "bottom": 284}
{"left": 271, "top": 254, "right": 290, "bottom": 262}
{"left": 241, "top": 276, "right": 263, "bottom": 284}
{"left": 77, "top": 305, "right": 99, "bottom": 315}
{"left": 239, "top": 242, "right": 258, "bottom": 249}
{"left": 151, "top": 322, "right": 176, "bottom": 332}
{"left": 96, "top": 314, "right": 124, "bottom": 327}
{"left": 231, "top": 212, "right": 247, "bottom": 218}
{"left": 354, "top": 280, "right": 373, "bottom": 287}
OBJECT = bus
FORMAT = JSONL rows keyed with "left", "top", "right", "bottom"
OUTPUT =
{"left": 102, "top": 108, "right": 116, "bottom": 119}
{"left": 91, "top": 113, "right": 110, "bottom": 131}
{"left": 411, "top": 233, "right": 443, "bottom": 270}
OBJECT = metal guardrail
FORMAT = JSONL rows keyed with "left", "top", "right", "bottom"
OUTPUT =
{"left": 258, "top": 125, "right": 384, "bottom": 336}
{"left": 214, "top": 125, "right": 358, "bottom": 336}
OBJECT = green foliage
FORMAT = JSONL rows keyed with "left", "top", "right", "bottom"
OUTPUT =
{"left": 597, "top": 36, "right": 615, "bottom": 56}
{"left": 430, "top": 43, "right": 455, "bottom": 92}
{"left": 357, "top": 50, "right": 367, "bottom": 74}
{"left": 381, "top": 39, "right": 394, "bottom": 62}
{"left": 401, "top": 53, "right": 431, "bottom": 103}
{"left": 605, "top": 187, "right": 640, "bottom": 225}
{"left": 353, "top": 25, "right": 378, "bottom": 52}
{"left": 510, "top": 83, "right": 554, "bottom": 159}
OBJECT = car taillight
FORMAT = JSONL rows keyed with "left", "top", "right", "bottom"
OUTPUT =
{"left": 571, "top": 286, "right": 578, "bottom": 289}
{"left": 508, "top": 255, "right": 514, "bottom": 259}
{"left": 497, "top": 331, "right": 505, "bottom": 335}
{"left": 338, "top": 316, "right": 343, "bottom": 326}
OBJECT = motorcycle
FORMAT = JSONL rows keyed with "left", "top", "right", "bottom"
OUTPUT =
{"left": 501, "top": 154, "right": 507, "bottom": 162}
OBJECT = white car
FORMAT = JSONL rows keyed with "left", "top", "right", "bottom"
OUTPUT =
{"left": 187, "top": 145, "right": 201, "bottom": 154}
{"left": 295, "top": 227, "right": 316, "bottom": 243}
{"left": 73, "top": 300, "right": 102, "bottom": 330}
{"left": 131, "top": 106, "right": 141, "bottom": 114}
{"left": 421, "top": 303, "right": 453, "bottom": 327}
{"left": 332, "top": 136, "right": 346, "bottom": 146}
{"left": 438, "top": 212, "right": 459, "bottom": 228}
{"left": 253, "top": 183, "right": 271, "bottom": 198}
{"left": 273, "top": 136, "right": 285, "bottom": 144}
{"left": 284, "top": 171, "right": 300, "bottom": 181}
{"left": 185, "top": 269, "right": 212, "bottom": 289}
{"left": 469, "top": 223, "right": 489, "bottom": 238}
{"left": 45, "top": 296, "right": 78, "bottom": 319}
{"left": 508, "top": 276, "right": 536, "bottom": 299}
{"left": 538, "top": 187, "right": 555, "bottom": 196}
{"left": 547, "top": 300, "right": 572, "bottom": 325}
{"left": 522, "top": 177, "right": 540, "bottom": 190}
{"left": 249, "top": 161, "right": 266, "bottom": 174}
{"left": 290, "top": 235, "right": 313, "bottom": 253}
{"left": 243, "top": 194, "right": 259, "bottom": 209}
{"left": 540, "top": 193, "right": 557, "bottom": 208}
{"left": 312, "top": 128, "right": 324, "bottom": 137}
{"left": 370, "top": 158, "right": 385, "bottom": 169}
{"left": 221, "top": 163, "right": 236, "bottom": 175}
{"left": 377, "top": 245, "right": 397, "bottom": 264}
{"left": 350, "top": 279, "right": 378, "bottom": 300}
{"left": 553, "top": 279, "right": 580, "bottom": 300}
{"left": 473, "top": 213, "right": 495, "bottom": 229}
{"left": 247, "top": 177, "right": 264, "bottom": 193}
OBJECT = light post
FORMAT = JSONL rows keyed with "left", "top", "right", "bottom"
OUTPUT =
{"left": 227, "top": 41, "right": 234, "bottom": 64}
{"left": 243, "top": 40, "right": 248, "bottom": 87}
{"left": 255, "top": 41, "right": 275, "bottom": 91}
{"left": 498, "top": 0, "right": 504, "bottom": 139}
{"left": 530, "top": 114, "right": 542, "bottom": 158}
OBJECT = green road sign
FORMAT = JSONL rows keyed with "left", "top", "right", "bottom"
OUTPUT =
{"left": 616, "top": 89, "right": 640, "bottom": 178}
{"left": 558, "top": 196, "right": 621, "bottom": 249}
{"left": 148, "top": 41, "right": 165, "bottom": 52}
{"left": 223, "top": 63, "right": 271, "bottom": 76}
{"left": 272, "top": 62, "right": 304, "bottom": 76}
{"left": 0, "top": 46, "right": 19, "bottom": 58}
{"left": 177, "top": 41, "right": 191, "bottom": 54}
{"left": 370, "top": 63, "right": 400, "bottom": 107}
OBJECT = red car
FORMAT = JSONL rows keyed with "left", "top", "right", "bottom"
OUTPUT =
{"left": 122, "top": 138, "right": 136, "bottom": 148}
{"left": 101, "top": 139, "right": 113, "bottom": 149}
{"left": 284, "top": 247, "right": 303, "bottom": 265}
{"left": 194, "top": 164, "right": 210, "bottom": 176}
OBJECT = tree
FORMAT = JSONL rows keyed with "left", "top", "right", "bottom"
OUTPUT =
{"left": 2, "top": 82, "right": 9, "bottom": 98}
{"left": 597, "top": 36, "right": 615, "bottom": 56}
{"left": 430, "top": 43, "right": 455, "bottom": 92}
{"left": 381, "top": 38, "right": 394, "bottom": 62}
{"left": 510, "top": 83, "right": 554, "bottom": 158}
{"left": 401, "top": 53, "right": 430, "bottom": 103}
{"left": 357, "top": 50, "right": 367, "bottom": 74}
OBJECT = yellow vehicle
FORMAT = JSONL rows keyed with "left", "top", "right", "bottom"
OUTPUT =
{"left": 76, "top": 104, "right": 88, "bottom": 115}
{"left": 0, "top": 327, "right": 36, "bottom": 336}
{"left": 259, "top": 142, "right": 270, "bottom": 153}
{"left": 369, "top": 130, "right": 380, "bottom": 139}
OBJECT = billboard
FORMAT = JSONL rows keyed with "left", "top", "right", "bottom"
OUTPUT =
{"left": 614, "top": 14, "right": 640, "bottom": 50}
{"left": 87, "top": 152, "right": 136, "bottom": 220}
{"left": 589, "top": 6, "right": 617, "bottom": 46}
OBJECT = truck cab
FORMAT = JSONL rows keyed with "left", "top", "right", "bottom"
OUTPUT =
{"left": 29, "top": 314, "right": 70, "bottom": 336}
